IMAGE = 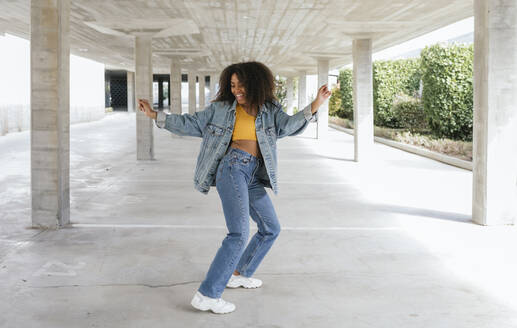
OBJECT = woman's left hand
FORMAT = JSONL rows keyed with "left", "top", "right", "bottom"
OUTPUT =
{"left": 311, "top": 84, "right": 332, "bottom": 114}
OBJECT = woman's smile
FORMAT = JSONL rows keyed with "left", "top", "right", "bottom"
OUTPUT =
{"left": 234, "top": 92, "right": 246, "bottom": 103}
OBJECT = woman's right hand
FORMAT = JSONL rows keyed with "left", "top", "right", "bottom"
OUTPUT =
{"left": 138, "top": 99, "right": 157, "bottom": 120}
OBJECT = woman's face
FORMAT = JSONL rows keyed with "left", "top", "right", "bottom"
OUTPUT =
{"left": 230, "top": 73, "right": 247, "bottom": 106}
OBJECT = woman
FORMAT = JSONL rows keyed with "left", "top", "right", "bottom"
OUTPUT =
{"left": 138, "top": 61, "right": 330, "bottom": 314}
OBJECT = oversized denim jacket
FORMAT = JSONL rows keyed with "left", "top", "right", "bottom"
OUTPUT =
{"left": 154, "top": 100, "right": 317, "bottom": 195}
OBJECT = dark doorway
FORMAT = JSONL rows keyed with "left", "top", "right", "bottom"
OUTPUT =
{"left": 153, "top": 74, "right": 170, "bottom": 109}
{"left": 105, "top": 70, "right": 128, "bottom": 111}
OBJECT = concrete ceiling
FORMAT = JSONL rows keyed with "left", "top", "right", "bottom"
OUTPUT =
{"left": 0, "top": 0, "right": 472, "bottom": 75}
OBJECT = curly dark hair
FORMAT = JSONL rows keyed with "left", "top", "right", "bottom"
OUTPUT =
{"left": 214, "top": 61, "right": 277, "bottom": 109}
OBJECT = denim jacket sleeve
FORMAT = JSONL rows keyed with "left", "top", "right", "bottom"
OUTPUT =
{"left": 274, "top": 103, "right": 318, "bottom": 138}
{"left": 154, "top": 103, "right": 215, "bottom": 137}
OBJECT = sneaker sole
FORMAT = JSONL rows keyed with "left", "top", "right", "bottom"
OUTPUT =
{"left": 191, "top": 300, "right": 236, "bottom": 314}
{"left": 211, "top": 307, "right": 235, "bottom": 314}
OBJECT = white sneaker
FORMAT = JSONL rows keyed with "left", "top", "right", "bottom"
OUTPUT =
{"left": 226, "top": 274, "right": 263, "bottom": 288}
{"left": 190, "top": 291, "right": 236, "bottom": 314}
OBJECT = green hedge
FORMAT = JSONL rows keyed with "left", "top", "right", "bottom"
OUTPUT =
{"left": 328, "top": 86, "right": 342, "bottom": 118}
{"left": 332, "top": 45, "right": 473, "bottom": 141}
{"left": 337, "top": 69, "right": 354, "bottom": 120}
{"left": 373, "top": 59, "right": 421, "bottom": 128}
{"left": 274, "top": 76, "right": 287, "bottom": 109}
{"left": 420, "top": 44, "right": 473, "bottom": 141}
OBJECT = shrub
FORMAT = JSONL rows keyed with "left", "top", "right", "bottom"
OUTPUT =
{"left": 373, "top": 59, "right": 421, "bottom": 128}
{"left": 337, "top": 69, "right": 353, "bottom": 120}
{"left": 373, "top": 126, "right": 472, "bottom": 161}
{"left": 329, "top": 115, "right": 353, "bottom": 129}
{"left": 392, "top": 95, "right": 427, "bottom": 132}
{"left": 420, "top": 44, "right": 473, "bottom": 141}
{"left": 328, "top": 86, "right": 342, "bottom": 118}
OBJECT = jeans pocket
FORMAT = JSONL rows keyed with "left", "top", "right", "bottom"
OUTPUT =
{"left": 216, "top": 156, "right": 229, "bottom": 186}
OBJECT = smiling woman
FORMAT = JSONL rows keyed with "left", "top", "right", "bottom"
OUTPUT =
{"left": 137, "top": 61, "right": 330, "bottom": 314}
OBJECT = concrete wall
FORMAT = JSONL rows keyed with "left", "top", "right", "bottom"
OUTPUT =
{"left": 0, "top": 105, "right": 31, "bottom": 134}
{"left": 0, "top": 34, "right": 105, "bottom": 136}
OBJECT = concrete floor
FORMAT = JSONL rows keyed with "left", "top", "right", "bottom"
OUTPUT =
{"left": 1, "top": 112, "right": 516, "bottom": 328}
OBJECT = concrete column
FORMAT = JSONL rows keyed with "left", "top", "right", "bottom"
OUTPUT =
{"left": 126, "top": 71, "right": 135, "bottom": 112}
{"left": 199, "top": 74, "right": 205, "bottom": 110}
{"left": 188, "top": 70, "right": 197, "bottom": 114}
{"left": 286, "top": 76, "right": 294, "bottom": 115}
{"left": 210, "top": 73, "right": 219, "bottom": 101}
{"left": 30, "top": 0, "right": 70, "bottom": 228}
{"left": 353, "top": 39, "right": 374, "bottom": 162}
{"left": 316, "top": 59, "right": 329, "bottom": 139}
{"left": 298, "top": 71, "right": 307, "bottom": 112}
{"left": 473, "top": 0, "right": 517, "bottom": 225}
{"left": 169, "top": 60, "right": 181, "bottom": 114}
{"left": 135, "top": 35, "right": 154, "bottom": 160}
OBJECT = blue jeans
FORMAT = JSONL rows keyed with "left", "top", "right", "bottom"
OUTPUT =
{"left": 198, "top": 147, "right": 281, "bottom": 298}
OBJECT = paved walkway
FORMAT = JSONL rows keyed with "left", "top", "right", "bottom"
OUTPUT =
{"left": 1, "top": 112, "right": 516, "bottom": 327}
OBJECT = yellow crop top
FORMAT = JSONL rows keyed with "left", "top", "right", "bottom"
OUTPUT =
{"left": 232, "top": 104, "right": 257, "bottom": 141}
